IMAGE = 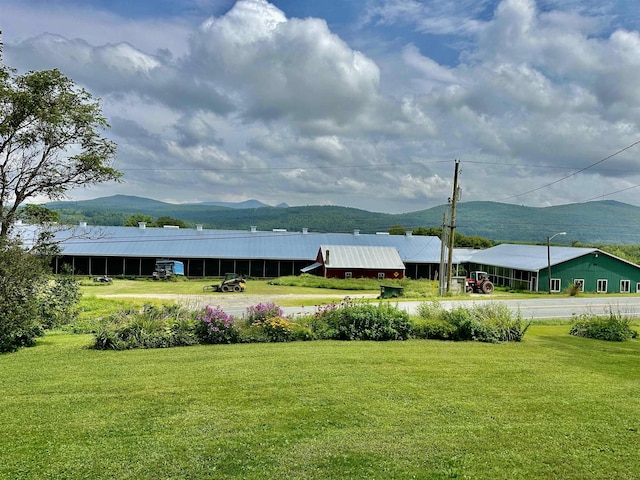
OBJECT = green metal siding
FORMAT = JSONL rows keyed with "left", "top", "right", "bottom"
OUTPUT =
{"left": 539, "top": 251, "right": 640, "bottom": 293}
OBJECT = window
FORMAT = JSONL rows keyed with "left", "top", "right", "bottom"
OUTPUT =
{"left": 573, "top": 279, "right": 584, "bottom": 292}
{"left": 378, "top": 272, "right": 385, "bottom": 280}
{"left": 344, "top": 272, "right": 352, "bottom": 279}
{"left": 620, "top": 280, "right": 630, "bottom": 293}
{"left": 550, "top": 278, "right": 561, "bottom": 292}
{"left": 597, "top": 279, "right": 608, "bottom": 293}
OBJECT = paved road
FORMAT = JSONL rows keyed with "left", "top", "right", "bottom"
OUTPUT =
{"left": 280, "top": 296, "right": 640, "bottom": 320}
{"left": 102, "top": 293, "right": 640, "bottom": 320}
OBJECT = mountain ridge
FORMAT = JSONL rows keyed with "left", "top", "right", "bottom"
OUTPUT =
{"left": 45, "top": 196, "right": 640, "bottom": 245}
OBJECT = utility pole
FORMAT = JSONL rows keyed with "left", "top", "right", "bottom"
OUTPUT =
{"left": 439, "top": 210, "right": 448, "bottom": 296}
{"left": 446, "top": 160, "right": 461, "bottom": 294}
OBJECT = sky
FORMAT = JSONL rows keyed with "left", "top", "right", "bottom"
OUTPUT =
{"left": 3, "top": 0, "right": 640, "bottom": 213}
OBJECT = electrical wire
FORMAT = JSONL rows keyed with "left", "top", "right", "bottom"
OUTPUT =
{"left": 501, "top": 139, "right": 640, "bottom": 201}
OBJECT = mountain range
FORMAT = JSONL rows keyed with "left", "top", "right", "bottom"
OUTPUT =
{"left": 46, "top": 195, "right": 640, "bottom": 245}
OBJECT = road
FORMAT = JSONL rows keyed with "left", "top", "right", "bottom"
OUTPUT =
{"left": 102, "top": 293, "right": 640, "bottom": 320}
{"left": 277, "top": 295, "right": 640, "bottom": 320}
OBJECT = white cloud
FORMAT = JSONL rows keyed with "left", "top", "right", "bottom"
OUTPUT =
{"left": 3, "top": 0, "right": 640, "bottom": 213}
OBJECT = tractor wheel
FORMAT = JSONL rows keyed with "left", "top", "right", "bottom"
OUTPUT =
{"left": 233, "top": 285, "right": 242, "bottom": 292}
{"left": 482, "top": 281, "right": 494, "bottom": 294}
{"left": 221, "top": 284, "right": 230, "bottom": 292}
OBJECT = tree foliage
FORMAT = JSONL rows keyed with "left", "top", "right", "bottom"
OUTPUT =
{"left": 124, "top": 213, "right": 155, "bottom": 227}
{"left": 155, "top": 216, "right": 187, "bottom": 228}
{"left": 389, "top": 225, "right": 494, "bottom": 248}
{"left": 0, "top": 240, "right": 47, "bottom": 352}
{"left": 0, "top": 65, "right": 121, "bottom": 238}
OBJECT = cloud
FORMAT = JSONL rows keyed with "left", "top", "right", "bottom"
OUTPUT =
{"left": 3, "top": 0, "right": 640, "bottom": 213}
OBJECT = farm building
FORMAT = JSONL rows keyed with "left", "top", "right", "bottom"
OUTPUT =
{"left": 466, "top": 244, "right": 640, "bottom": 293}
{"left": 35, "top": 224, "right": 445, "bottom": 279}
{"left": 305, "top": 245, "right": 406, "bottom": 280}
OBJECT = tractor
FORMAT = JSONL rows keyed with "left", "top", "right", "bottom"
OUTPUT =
{"left": 152, "top": 260, "right": 185, "bottom": 280}
{"left": 203, "top": 273, "right": 246, "bottom": 293}
{"left": 466, "top": 271, "right": 494, "bottom": 294}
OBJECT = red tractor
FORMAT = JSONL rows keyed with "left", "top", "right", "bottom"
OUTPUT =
{"left": 466, "top": 271, "right": 494, "bottom": 294}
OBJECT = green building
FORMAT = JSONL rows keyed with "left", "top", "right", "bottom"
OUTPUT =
{"left": 465, "top": 244, "right": 640, "bottom": 293}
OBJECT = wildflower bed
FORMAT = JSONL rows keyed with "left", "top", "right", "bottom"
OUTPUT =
{"left": 82, "top": 298, "right": 531, "bottom": 350}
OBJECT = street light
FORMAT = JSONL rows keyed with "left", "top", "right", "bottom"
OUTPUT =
{"left": 547, "top": 232, "right": 566, "bottom": 294}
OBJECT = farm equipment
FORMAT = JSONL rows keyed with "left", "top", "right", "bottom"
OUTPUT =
{"left": 466, "top": 271, "right": 494, "bottom": 294}
{"left": 203, "top": 273, "right": 246, "bottom": 293}
{"left": 93, "top": 275, "right": 113, "bottom": 283}
{"left": 152, "top": 260, "right": 185, "bottom": 280}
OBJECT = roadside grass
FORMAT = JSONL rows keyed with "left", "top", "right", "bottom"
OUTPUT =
{"left": 1, "top": 327, "right": 638, "bottom": 479}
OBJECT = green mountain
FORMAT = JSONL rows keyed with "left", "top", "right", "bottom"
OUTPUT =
{"left": 45, "top": 196, "right": 640, "bottom": 245}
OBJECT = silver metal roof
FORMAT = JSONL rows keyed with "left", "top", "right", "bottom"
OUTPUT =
{"left": 466, "top": 244, "right": 598, "bottom": 272}
{"left": 42, "top": 225, "right": 443, "bottom": 263}
{"left": 320, "top": 245, "right": 406, "bottom": 270}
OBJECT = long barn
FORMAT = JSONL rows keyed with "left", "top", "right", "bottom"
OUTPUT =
{"left": 44, "top": 224, "right": 444, "bottom": 280}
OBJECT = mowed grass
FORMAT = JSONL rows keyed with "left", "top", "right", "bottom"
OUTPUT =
{"left": 79, "top": 277, "right": 368, "bottom": 298}
{"left": 1, "top": 327, "right": 639, "bottom": 479}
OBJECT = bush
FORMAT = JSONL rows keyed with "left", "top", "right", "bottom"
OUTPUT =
{"left": 93, "top": 304, "right": 198, "bottom": 350}
{"left": 243, "top": 302, "right": 284, "bottom": 324}
{"left": 414, "top": 300, "right": 529, "bottom": 343}
{"left": 412, "top": 318, "right": 456, "bottom": 340}
{"left": 311, "top": 298, "right": 412, "bottom": 341}
{"left": 240, "top": 302, "right": 294, "bottom": 342}
{"left": 194, "top": 305, "right": 240, "bottom": 344}
{"left": 0, "top": 241, "right": 48, "bottom": 353}
{"left": 570, "top": 309, "right": 638, "bottom": 341}
{"left": 39, "top": 275, "right": 81, "bottom": 329}
{"left": 255, "top": 316, "right": 292, "bottom": 342}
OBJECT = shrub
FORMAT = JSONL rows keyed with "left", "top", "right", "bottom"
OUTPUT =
{"left": 467, "top": 303, "right": 530, "bottom": 343}
{"left": 256, "top": 316, "right": 292, "bottom": 342}
{"left": 194, "top": 305, "right": 240, "bottom": 344}
{"left": 93, "top": 304, "right": 198, "bottom": 350}
{"left": 0, "top": 241, "right": 48, "bottom": 353}
{"left": 412, "top": 318, "right": 456, "bottom": 340}
{"left": 39, "top": 275, "right": 81, "bottom": 329}
{"left": 570, "top": 309, "right": 638, "bottom": 341}
{"left": 311, "top": 298, "right": 412, "bottom": 341}
{"left": 414, "top": 300, "right": 529, "bottom": 343}
{"left": 244, "top": 302, "right": 284, "bottom": 324}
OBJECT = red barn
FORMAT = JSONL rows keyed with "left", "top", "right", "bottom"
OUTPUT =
{"left": 309, "top": 245, "right": 405, "bottom": 280}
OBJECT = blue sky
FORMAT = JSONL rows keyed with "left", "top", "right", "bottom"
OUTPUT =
{"left": 3, "top": 0, "right": 640, "bottom": 214}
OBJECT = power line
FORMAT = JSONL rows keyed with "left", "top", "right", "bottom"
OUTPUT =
{"left": 579, "top": 183, "right": 640, "bottom": 203}
{"left": 501, "top": 139, "right": 640, "bottom": 201}
{"left": 118, "top": 160, "right": 450, "bottom": 172}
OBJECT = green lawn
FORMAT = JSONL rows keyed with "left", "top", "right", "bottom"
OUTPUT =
{"left": 1, "top": 328, "right": 638, "bottom": 479}
{"left": 79, "top": 277, "right": 366, "bottom": 297}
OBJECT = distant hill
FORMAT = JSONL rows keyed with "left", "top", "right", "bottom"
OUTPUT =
{"left": 45, "top": 196, "right": 640, "bottom": 245}
{"left": 187, "top": 199, "right": 277, "bottom": 209}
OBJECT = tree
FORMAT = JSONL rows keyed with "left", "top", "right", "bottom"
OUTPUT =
{"left": 388, "top": 224, "right": 407, "bottom": 235}
{"left": 155, "top": 216, "right": 188, "bottom": 228}
{"left": 124, "top": 213, "right": 155, "bottom": 227}
{"left": 0, "top": 65, "right": 121, "bottom": 239}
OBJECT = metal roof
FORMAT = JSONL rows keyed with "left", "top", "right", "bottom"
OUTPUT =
{"left": 320, "top": 245, "right": 406, "bottom": 270}
{"left": 466, "top": 244, "right": 599, "bottom": 272}
{"left": 39, "top": 225, "right": 443, "bottom": 263}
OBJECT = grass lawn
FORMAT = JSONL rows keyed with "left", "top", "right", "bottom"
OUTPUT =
{"left": 1, "top": 327, "right": 638, "bottom": 479}
{"left": 79, "top": 277, "right": 367, "bottom": 298}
